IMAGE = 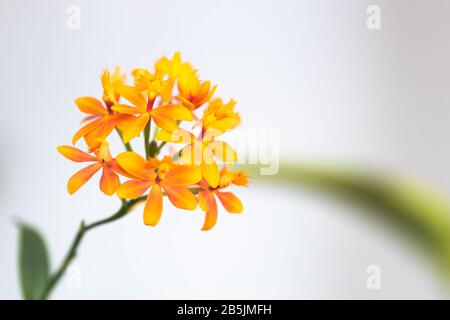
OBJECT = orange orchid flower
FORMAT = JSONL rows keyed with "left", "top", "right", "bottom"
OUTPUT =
{"left": 177, "top": 62, "right": 216, "bottom": 111}
{"left": 115, "top": 152, "right": 201, "bottom": 226}
{"left": 132, "top": 68, "right": 172, "bottom": 102}
{"left": 198, "top": 167, "right": 249, "bottom": 231}
{"left": 155, "top": 52, "right": 182, "bottom": 82}
{"left": 73, "top": 69, "right": 135, "bottom": 150}
{"left": 147, "top": 156, "right": 178, "bottom": 177}
{"left": 155, "top": 52, "right": 216, "bottom": 111}
{"left": 112, "top": 86, "right": 193, "bottom": 144}
{"left": 57, "top": 140, "right": 125, "bottom": 196}
{"left": 101, "top": 66, "right": 126, "bottom": 106}
{"left": 201, "top": 98, "right": 240, "bottom": 133}
{"left": 156, "top": 128, "right": 238, "bottom": 188}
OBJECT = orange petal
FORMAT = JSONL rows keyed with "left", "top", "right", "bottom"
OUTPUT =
{"left": 232, "top": 171, "right": 250, "bottom": 187}
{"left": 207, "top": 140, "right": 238, "bottom": 163}
{"left": 57, "top": 146, "right": 96, "bottom": 162}
{"left": 162, "top": 165, "right": 202, "bottom": 186}
{"left": 99, "top": 164, "right": 120, "bottom": 196}
{"left": 143, "top": 184, "right": 163, "bottom": 226}
{"left": 117, "top": 180, "right": 152, "bottom": 199}
{"left": 201, "top": 192, "right": 218, "bottom": 231}
{"left": 115, "top": 114, "right": 137, "bottom": 132}
{"left": 201, "top": 150, "right": 220, "bottom": 188}
{"left": 110, "top": 158, "right": 138, "bottom": 179}
{"left": 75, "top": 97, "right": 108, "bottom": 115}
{"left": 67, "top": 162, "right": 102, "bottom": 195}
{"left": 198, "top": 190, "right": 209, "bottom": 211}
{"left": 162, "top": 184, "right": 197, "bottom": 210}
{"left": 211, "top": 116, "right": 240, "bottom": 132}
{"left": 117, "top": 86, "right": 147, "bottom": 111}
{"left": 84, "top": 117, "right": 115, "bottom": 151}
{"left": 72, "top": 116, "right": 106, "bottom": 145}
{"left": 215, "top": 191, "right": 243, "bottom": 213}
{"left": 195, "top": 83, "right": 216, "bottom": 107}
{"left": 178, "top": 95, "right": 196, "bottom": 110}
{"left": 202, "top": 163, "right": 220, "bottom": 188}
{"left": 111, "top": 104, "right": 141, "bottom": 115}
{"left": 97, "top": 117, "right": 116, "bottom": 138}
{"left": 122, "top": 113, "right": 150, "bottom": 143}
{"left": 116, "top": 151, "right": 155, "bottom": 181}
{"left": 81, "top": 114, "right": 101, "bottom": 124}
{"left": 151, "top": 112, "right": 178, "bottom": 132}
{"left": 196, "top": 81, "right": 211, "bottom": 98}
{"left": 154, "top": 104, "right": 193, "bottom": 121}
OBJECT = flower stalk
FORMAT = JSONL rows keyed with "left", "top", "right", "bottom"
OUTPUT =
{"left": 40, "top": 197, "right": 146, "bottom": 299}
{"left": 144, "top": 120, "right": 151, "bottom": 158}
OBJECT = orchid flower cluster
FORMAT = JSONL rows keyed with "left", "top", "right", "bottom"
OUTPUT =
{"left": 57, "top": 53, "right": 248, "bottom": 230}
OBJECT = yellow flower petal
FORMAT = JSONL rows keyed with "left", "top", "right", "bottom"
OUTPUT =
{"left": 201, "top": 149, "right": 220, "bottom": 188}
{"left": 117, "top": 180, "right": 152, "bottom": 199}
{"left": 155, "top": 104, "right": 193, "bottom": 121}
{"left": 151, "top": 112, "right": 178, "bottom": 132}
{"left": 210, "top": 116, "right": 240, "bottom": 132}
{"left": 57, "top": 146, "right": 96, "bottom": 162}
{"left": 196, "top": 81, "right": 211, "bottom": 98}
{"left": 215, "top": 191, "right": 243, "bottom": 213}
{"left": 162, "top": 185, "right": 197, "bottom": 210}
{"left": 194, "top": 82, "right": 216, "bottom": 107}
{"left": 178, "top": 96, "right": 196, "bottom": 111}
{"left": 117, "top": 86, "right": 147, "bottom": 111}
{"left": 67, "top": 162, "right": 102, "bottom": 195}
{"left": 155, "top": 52, "right": 182, "bottom": 79}
{"left": 116, "top": 151, "right": 155, "bottom": 181}
{"left": 207, "top": 140, "right": 237, "bottom": 163}
{"left": 101, "top": 67, "right": 125, "bottom": 105}
{"left": 110, "top": 158, "right": 138, "bottom": 180}
{"left": 162, "top": 165, "right": 202, "bottom": 186}
{"left": 111, "top": 104, "right": 141, "bottom": 115}
{"left": 122, "top": 113, "right": 150, "bottom": 143}
{"left": 75, "top": 97, "right": 108, "bottom": 115}
{"left": 143, "top": 184, "right": 163, "bottom": 226}
{"left": 99, "top": 164, "right": 120, "bottom": 196}
{"left": 201, "top": 163, "right": 220, "bottom": 188}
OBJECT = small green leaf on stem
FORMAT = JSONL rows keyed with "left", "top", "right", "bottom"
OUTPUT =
{"left": 17, "top": 222, "right": 50, "bottom": 300}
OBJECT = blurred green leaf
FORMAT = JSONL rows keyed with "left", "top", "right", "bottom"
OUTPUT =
{"left": 240, "top": 162, "right": 450, "bottom": 278}
{"left": 17, "top": 223, "right": 50, "bottom": 300}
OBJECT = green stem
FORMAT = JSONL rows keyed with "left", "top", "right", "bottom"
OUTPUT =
{"left": 115, "top": 128, "right": 133, "bottom": 152}
{"left": 144, "top": 120, "right": 151, "bottom": 158}
{"left": 152, "top": 126, "right": 159, "bottom": 140}
{"left": 156, "top": 142, "right": 167, "bottom": 155}
{"left": 40, "top": 197, "right": 146, "bottom": 299}
{"left": 40, "top": 185, "right": 201, "bottom": 299}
